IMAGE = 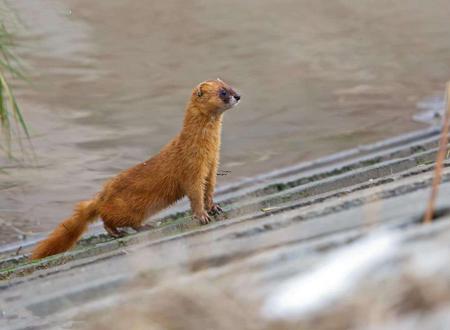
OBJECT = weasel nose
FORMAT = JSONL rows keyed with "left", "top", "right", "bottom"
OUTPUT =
{"left": 234, "top": 94, "right": 241, "bottom": 101}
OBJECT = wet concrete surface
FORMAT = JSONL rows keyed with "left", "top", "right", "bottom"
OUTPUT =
{"left": 2, "top": 128, "right": 450, "bottom": 329}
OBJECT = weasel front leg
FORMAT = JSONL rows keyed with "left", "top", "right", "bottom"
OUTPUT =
{"left": 185, "top": 178, "right": 212, "bottom": 225}
{"left": 204, "top": 160, "right": 223, "bottom": 216}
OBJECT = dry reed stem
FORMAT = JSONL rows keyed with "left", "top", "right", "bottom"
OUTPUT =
{"left": 423, "top": 82, "right": 450, "bottom": 223}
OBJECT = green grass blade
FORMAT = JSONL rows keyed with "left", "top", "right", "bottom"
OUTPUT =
{"left": 0, "top": 12, "right": 30, "bottom": 158}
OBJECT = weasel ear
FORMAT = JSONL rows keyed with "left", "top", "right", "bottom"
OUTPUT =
{"left": 195, "top": 82, "right": 205, "bottom": 97}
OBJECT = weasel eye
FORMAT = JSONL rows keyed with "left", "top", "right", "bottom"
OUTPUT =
{"left": 220, "top": 89, "right": 228, "bottom": 97}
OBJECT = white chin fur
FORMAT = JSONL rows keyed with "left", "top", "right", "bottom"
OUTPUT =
{"left": 229, "top": 97, "right": 239, "bottom": 107}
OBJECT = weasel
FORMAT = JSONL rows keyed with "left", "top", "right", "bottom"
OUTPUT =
{"left": 31, "top": 79, "right": 241, "bottom": 260}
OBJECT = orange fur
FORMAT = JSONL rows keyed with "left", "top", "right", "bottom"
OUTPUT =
{"left": 31, "top": 200, "right": 98, "bottom": 259}
{"left": 31, "top": 79, "right": 241, "bottom": 260}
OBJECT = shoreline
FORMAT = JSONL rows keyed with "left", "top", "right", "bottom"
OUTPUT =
{"left": 0, "top": 125, "right": 440, "bottom": 256}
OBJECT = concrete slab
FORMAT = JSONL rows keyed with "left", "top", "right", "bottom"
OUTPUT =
{"left": 2, "top": 127, "right": 450, "bottom": 329}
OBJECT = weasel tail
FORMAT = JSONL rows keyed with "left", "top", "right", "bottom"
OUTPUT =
{"left": 31, "top": 199, "right": 99, "bottom": 260}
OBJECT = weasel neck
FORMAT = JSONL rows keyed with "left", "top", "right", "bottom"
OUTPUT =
{"left": 180, "top": 104, "right": 223, "bottom": 143}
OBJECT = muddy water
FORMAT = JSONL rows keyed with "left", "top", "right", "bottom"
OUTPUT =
{"left": 1, "top": 0, "right": 449, "bottom": 245}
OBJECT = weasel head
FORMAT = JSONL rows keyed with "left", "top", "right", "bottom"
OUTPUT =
{"left": 191, "top": 79, "right": 241, "bottom": 116}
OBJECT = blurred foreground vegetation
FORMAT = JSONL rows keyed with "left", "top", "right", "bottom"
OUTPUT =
{"left": 0, "top": 7, "right": 28, "bottom": 158}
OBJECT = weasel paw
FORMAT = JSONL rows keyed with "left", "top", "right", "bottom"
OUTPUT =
{"left": 207, "top": 203, "right": 223, "bottom": 216}
{"left": 104, "top": 225, "right": 127, "bottom": 238}
{"left": 194, "top": 212, "right": 212, "bottom": 225}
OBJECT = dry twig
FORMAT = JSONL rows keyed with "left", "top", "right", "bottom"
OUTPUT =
{"left": 423, "top": 82, "right": 450, "bottom": 223}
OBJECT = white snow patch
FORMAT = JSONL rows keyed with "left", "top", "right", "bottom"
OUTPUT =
{"left": 262, "top": 231, "right": 400, "bottom": 320}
